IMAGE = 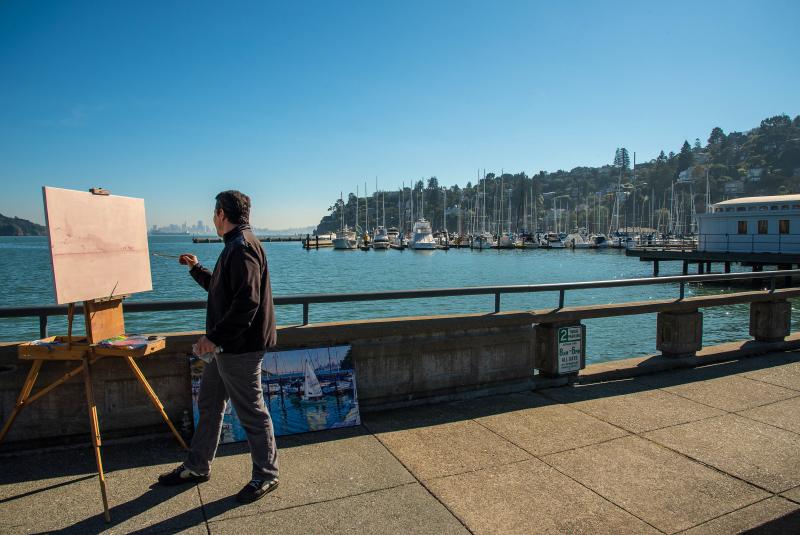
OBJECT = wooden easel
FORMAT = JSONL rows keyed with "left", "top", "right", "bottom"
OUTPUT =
{"left": 0, "top": 298, "right": 187, "bottom": 522}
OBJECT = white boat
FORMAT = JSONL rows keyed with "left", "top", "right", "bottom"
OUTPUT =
{"left": 542, "top": 232, "right": 565, "bottom": 248}
{"left": 301, "top": 359, "right": 326, "bottom": 403}
{"left": 333, "top": 226, "right": 357, "bottom": 249}
{"left": 565, "top": 230, "right": 592, "bottom": 249}
{"left": 387, "top": 226, "right": 400, "bottom": 245}
{"left": 333, "top": 192, "right": 358, "bottom": 249}
{"left": 410, "top": 218, "right": 436, "bottom": 249}
{"left": 590, "top": 233, "right": 609, "bottom": 248}
{"left": 372, "top": 226, "right": 390, "bottom": 249}
{"left": 471, "top": 231, "right": 495, "bottom": 249}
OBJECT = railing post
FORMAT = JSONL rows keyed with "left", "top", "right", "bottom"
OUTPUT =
{"left": 656, "top": 309, "right": 703, "bottom": 358}
{"left": 679, "top": 282, "right": 685, "bottom": 299}
{"left": 558, "top": 289, "right": 565, "bottom": 308}
{"left": 494, "top": 292, "right": 500, "bottom": 313}
{"left": 39, "top": 315, "right": 48, "bottom": 338}
{"left": 302, "top": 303, "right": 309, "bottom": 326}
{"left": 750, "top": 300, "right": 790, "bottom": 342}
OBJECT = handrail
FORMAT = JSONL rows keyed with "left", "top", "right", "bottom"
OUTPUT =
{"left": 2, "top": 269, "right": 799, "bottom": 337}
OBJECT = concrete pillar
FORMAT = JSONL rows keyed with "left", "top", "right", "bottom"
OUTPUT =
{"left": 534, "top": 322, "right": 586, "bottom": 377}
{"left": 698, "top": 262, "right": 705, "bottom": 274}
{"left": 656, "top": 310, "right": 703, "bottom": 358}
{"left": 750, "top": 300, "right": 791, "bottom": 342}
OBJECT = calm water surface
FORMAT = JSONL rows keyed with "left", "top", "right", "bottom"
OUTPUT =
{"left": 2, "top": 235, "right": 797, "bottom": 364}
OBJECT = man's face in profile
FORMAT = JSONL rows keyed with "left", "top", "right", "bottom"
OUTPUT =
{"left": 213, "top": 207, "right": 225, "bottom": 236}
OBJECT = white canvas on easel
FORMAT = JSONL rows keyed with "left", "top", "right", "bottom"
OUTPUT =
{"left": 42, "top": 186, "right": 152, "bottom": 304}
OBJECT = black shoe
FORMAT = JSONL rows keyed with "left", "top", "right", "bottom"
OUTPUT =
{"left": 157, "top": 464, "right": 210, "bottom": 486}
{"left": 236, "top": 478, "right": 279, "bottom": 503}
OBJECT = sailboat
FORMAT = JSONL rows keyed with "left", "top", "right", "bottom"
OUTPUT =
{"left": 333, "top": 192, "right": 357, "bottom": 250}
{"left": 301, "top": 358, "right": 326, "bottom": 403}
{"left": 410, "top": 188, "right": 436, "bottom": 249}
{"left": 497, "top": 186, "right": 515, "bottom": 249}
{"left": 471, "top": 171, "right": 495, "bottom": 249}
{"left": 373, "top": 192, "right": 390, "bottom": 249}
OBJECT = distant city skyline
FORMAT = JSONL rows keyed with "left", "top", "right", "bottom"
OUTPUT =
{"left": 1, "top": 1, "right": 798, "bottom": 227}
{"left": 149, "top": 219, "right": 315, "bottom": 235}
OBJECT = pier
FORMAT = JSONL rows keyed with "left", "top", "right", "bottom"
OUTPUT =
{"left": 192, "top": 236, "right": 303, "bottom": 243}
{"left": 1, "top": 269, "right": 799, "bottom": 532}
{"left": 627, "top": 246, "right": 800, "bottom": 277}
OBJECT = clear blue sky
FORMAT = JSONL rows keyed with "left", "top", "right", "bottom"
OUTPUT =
{"left": 1, "top": 0, "right": 798, "bottom": 228}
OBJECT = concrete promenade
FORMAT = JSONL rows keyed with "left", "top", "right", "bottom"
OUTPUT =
{"left": 2, "top": 349, "right": 800, "bottom": 534}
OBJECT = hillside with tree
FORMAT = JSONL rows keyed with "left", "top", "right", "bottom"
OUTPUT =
{"left": 0, "top": 213, "right": 46, "bottom": 236}
{"left": 315, "top": 114, "right": 800, "bottom": 237}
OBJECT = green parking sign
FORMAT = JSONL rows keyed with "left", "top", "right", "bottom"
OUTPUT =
{"left": 557, "top": 326, "right": 582, "bottom": 373}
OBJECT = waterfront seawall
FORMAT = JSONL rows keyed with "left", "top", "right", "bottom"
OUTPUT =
{"left": 2, "top": 303, "right": 799, "bottom": 450}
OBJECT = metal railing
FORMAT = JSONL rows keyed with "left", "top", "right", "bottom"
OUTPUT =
{"left": 2, "top": 270, "right": 799, "bottom": 338}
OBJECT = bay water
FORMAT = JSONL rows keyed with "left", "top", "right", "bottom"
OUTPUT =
{"left": 2, "top": 235, "right": 797, "bottom": 364}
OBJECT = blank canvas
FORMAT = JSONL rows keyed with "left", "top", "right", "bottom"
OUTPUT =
{"left": 43, "top": 186, "right": 152, "bottom": 304}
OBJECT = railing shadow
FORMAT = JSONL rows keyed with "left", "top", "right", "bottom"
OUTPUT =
{"left": 361, "top": 349, "right": 800, "bottom": 435}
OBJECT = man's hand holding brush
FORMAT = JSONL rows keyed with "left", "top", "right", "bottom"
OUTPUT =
{"left": 179, "top": 254, "right": 199, "bottom": 268}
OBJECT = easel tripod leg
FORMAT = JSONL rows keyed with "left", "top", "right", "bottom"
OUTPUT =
{"left": 0, "top": 359, "right": 43, "bottom": 443}
{"left": 124, "top": 356, "right": 189, "bottom": 450}
{"left": 82, "top": 356, "right": 111, "bottom": 523}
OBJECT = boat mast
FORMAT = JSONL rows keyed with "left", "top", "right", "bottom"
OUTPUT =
{"left": 410, "top": 182, "right": 414, "bottom": 232}
{"left": 507, "top": 187, "right": 512, "bottom": 234}
{"left": 442, "top": 186, "right": 446, "bottom": 234}
{"left": 364, "top": 181, "right": 368, "bottom": 238}
{"left": 420, "top": 181, "right": 424, "bottom": 221}
{"left": 482, "top": 169, "right": 487, "bottom": 234}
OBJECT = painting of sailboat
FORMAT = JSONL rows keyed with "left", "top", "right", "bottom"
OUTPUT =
{"left": 301, "top": 358, "right": 325, "bottom": 403}
{"left": 190, "top": 344, "right": 358, "bottom": 443}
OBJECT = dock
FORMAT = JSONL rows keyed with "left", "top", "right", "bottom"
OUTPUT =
{"left": 193, "top": 236, "right": 303, "bottom": 244}
{"left": 3, "top": 346, "right": 800, "bottom": 533}
{"left": 627, "top": 246, "right": 800, "bottom": 276}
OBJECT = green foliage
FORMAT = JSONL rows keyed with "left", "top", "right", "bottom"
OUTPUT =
{"left": 0, "top": 213, "right": 46, "bottom": 236}
{"left": 314, "top": 114, "right": 800, "bottom": 235}
{"left": 614, "top": 148, "right": 630, "bottom": 169}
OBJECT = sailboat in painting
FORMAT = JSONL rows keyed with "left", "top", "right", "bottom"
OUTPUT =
{"left": 301, "top": 358, "right": 326, "bottom": 403}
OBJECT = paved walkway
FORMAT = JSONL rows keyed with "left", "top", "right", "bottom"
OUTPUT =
{"left": 2, "top": 350, "right": 800, "bottom": 534}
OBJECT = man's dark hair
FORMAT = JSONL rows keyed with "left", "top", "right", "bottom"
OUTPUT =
{"left": 215, "top": 190, "right": 251, "bottom": 225}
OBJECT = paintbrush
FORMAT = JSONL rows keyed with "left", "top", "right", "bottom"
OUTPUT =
{"left": 151, "top": 252, "right": 181, "bottom": 259}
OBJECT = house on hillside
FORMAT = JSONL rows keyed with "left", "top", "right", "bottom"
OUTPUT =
{"left": 723, "top": 180, "right": 744, "bottom": 196}
{"left": 747, "top": 168, "right": 764, "bottom": 182}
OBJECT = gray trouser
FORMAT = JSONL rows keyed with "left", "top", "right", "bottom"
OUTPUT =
{"left": 185, "top": 350, "right": 279, "bottom": 480}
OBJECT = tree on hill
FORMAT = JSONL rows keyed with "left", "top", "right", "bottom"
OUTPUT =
{"left": 677, "top": 140, "right": 694, "bottom": 172}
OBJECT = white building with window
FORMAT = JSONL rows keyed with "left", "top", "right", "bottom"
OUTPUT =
{"left": 696, "top": 194, "right": 800, "bottom": 253}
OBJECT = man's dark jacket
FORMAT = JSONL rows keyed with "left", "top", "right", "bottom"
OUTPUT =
{"left": 190, "top": 224, "right": 277, "bottom": 353}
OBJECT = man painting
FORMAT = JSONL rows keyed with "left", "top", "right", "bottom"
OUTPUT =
{"left": 158, "top": 190, "right": 279, "bottom": 504}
